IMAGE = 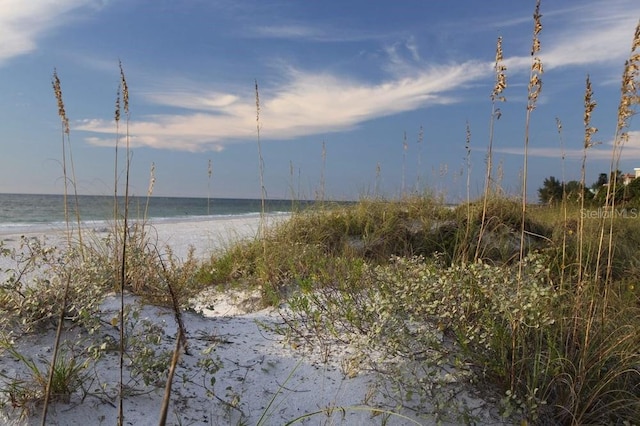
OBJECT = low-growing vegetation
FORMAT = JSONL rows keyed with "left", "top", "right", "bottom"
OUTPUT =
{"left": 0, "top": 2, "right": 639, "bottom": 424}
{"left": 3, "top": 193, "right": 638, "bottom": 424}
{"left": 197, "top": 196, "right": 640, "bottom": 424}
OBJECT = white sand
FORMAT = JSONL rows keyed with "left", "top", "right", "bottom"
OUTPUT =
{"left": 0, "top": 216, "right": 507, "bottom": 425}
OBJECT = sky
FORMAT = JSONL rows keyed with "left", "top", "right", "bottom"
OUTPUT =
{"left": 0, "top": 0, "right": 639, "bottom": 201}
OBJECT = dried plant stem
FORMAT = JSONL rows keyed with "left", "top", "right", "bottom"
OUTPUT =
{"left": 207, "top": 159, "right": 213, "bottom": 215}
{"left": 40, "top": 277, "right": 71, "bottom": 426}
{"left": 518, "top": 0, "right": 543, "bottom": 279}
{"left": 255, "top": 80, "right": 266, "bottom": 241}
{"left": 476, "top": 35, "right": 507, "bottom": 261}
{"left": 43, "top": 69, "right": 79, "bottom": 425}
{"left": 416, "top": 126, "right": 424, "bottom": 192}
{"left": 67, "top": 140, "right": 83, "bottom": 253}
{"left": 375, "top": 162, "right": 382, "bottom": 197}
{"left": 159, "top": 328, "right": 183, "bottom": 426}
{"left": 114, "top": 84, "right": 122, "bottom": 259}
{"left": 599, "top": 22, "right": 640, "bottom": 291}
{"left": 158, "top": 255, "right": 189, "bottom": 425}
{"left": 52, "top": 70, "right": 84, "bottom": 251}
{"left": 555, "top": 117, "right": 567, "bottom": 289}
{"left": 319, "top": 140, "right": 327, "bottom": 203}
{"left": 463, "top": 122, "right": 472, "bottom": 262}
{"left": 402, "top": 131, "right": 408, "bottom": 196}
{"left": 52, "top": 70, "right": 70, "bottom": 245}
{"left": 144, "top": 162, "right": 156, "bottom": 221}
{"left": 289, "top": 160, "right": 295, "bottom": 215}
{"left": 513, "top": 0, "right": 543, "bottom": 393}
{"left": 572, "top": 78, "right": 599, "bottom": 368}
{"left": 117, "top": 61, "right": 130, "bottom": 426}
{"left": 579, "top": 76, "right": 598, "bottom": 287}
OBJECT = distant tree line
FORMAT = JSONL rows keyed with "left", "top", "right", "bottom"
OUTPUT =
{"left": 538, "top": 171, "right": 640, "bottom": 206}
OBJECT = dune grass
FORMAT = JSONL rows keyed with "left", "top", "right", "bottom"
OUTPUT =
{"left": 193, "top": 194, "right": 640, "bottom": 424}
{"left": 0, "top": 3, "right": 639, "bottom": 425}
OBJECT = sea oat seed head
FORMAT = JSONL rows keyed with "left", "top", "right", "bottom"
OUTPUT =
{"left": 527, "top": 72, "right": 543, "bottom": 110}
{"left": 526, "top": 2, "right": 544, "bottom": 112}
{"left": 632, "top": 21, "right": 640, "bottom": 51}
{"left": 495, "top": 36, "right": 503, "bottom": 62}
{"left": 119, "top": 60, "right": 129, "bottom": 115}
{"left": 147, "top": 162, "right": 156, "bottom": 196}
{"left": 492, "top": 36, "right": 508, "bottom": 102}
{"left": 584, "top": 76, "right": 598, "bottom": 149}
{"left": 617, "top": 37, "right": 640, "bottom": 131}
{"left": 115, "top": 86, "right": 121, "bottom": 123}
{"left": 255, "top": 79, "right": 260, "bottom": 120}
{"left": 465, "top": 121, "right": 471, "bottom": 153}
{"left": 531, "top": 0, "right": 543, "bottom": 55}
{"left": 52, "top": 69, "right": 70, "bottom": 135}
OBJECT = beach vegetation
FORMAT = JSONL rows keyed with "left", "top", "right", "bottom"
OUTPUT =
{"left": 199, "top": 194, "right": 640, "bottom": 423}
{"left": 0, "top": 2, "right": 639, "bottom": 425}
{"left": 0, "top": 342, "right": 88, "bottom": 413}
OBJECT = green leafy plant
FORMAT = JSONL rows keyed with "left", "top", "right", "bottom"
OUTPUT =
{"left": 0, "top": 340, "right": 88, "bottom": 416}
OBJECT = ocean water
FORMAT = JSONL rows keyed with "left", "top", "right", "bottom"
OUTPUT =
{"left": 0, "top": 193, "right": 311, "bottom": 235}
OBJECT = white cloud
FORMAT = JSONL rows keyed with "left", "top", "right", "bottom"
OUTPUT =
{"left": 249, "top": 23, "right": 386, "bottom": 43}
{"left": 495, "top": 131, "right": 640, "bottom": 160}
{"left": 382, "top": 38, "right": 426, "bottom": 77}
{"left": 253, "top": 25, "right": 324, "bottom": 40}
{"left": 144, "top": 91, "right": 240, "bottom": 111}
{"left": 542, "top": 3, "right": 639, "bottom": 70}
{"left": 501, "top": 0, "right": 640, "bottom": 73}
{"left": 77, "top": 61, "right": 490, "bottom": 152}
{"left": 75, "top": 0, "right": 640, "bottom": 154}
{"left": 0, "top": 0, "right": 103, "bottom": 64}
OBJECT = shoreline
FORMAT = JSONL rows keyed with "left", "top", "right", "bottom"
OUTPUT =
{"left": 0, "top": 213, "right": 288, "bottom": 260}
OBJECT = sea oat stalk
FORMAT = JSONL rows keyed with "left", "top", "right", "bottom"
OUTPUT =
{"left": 146, "top": 163, "right": 156, "bottom": 215}
{"left": 514, "top": 0, "right": 543, "bottom": 394}
{"left": 402, "top": 131, "right": 408, "bottom": 196}
{"left": 319, "top": 141, "right": 327, "bottom": 203}
{"left": 476, "top": 35, "right": 507, "bottom": 261}
{"left": 52, "top": 70, "right": 71, "bottom": 245}
{"left": 463, "top": 122, "right": 472, "bottom": 262}
{"left": 598, "top": 21, "right": 640, "bottom": 289}
{"left": 578, "top": 76, "right": 598, "bottom": 287}
{"left": 416, "top": 125, "right": 424, "bottom": 192}
{"left": 207, "top": 159, "right": 213, "bottom": 215}
{"left": 519, "top": 0, "right": 543, "bottom": 275}
{"left": 117, "top": 60, "right": 130, "bottom": 426}
{"left": 555, "top": 117, "right": 568, "bottom": 288}
{"left": 51, "top": 70, "right": 83, "bottom": 250}
{"left": 254, "top": 79, "right": 269, "bottom": 264}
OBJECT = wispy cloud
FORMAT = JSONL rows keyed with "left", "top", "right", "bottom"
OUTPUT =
{"left": 77, "top": 61, "right": 490, "bottom": 151}
{"left": 253, "top": 25, "right": 325, "bottom": 40}
{"left": 75, "top": 0, "right": 640, "bottom": 154}
{"left": 382, "top": 38, "right": 425, "bottom": 76}
{"left": 495, "top": 131, "right": 640, "bottom": 160}
{"left": 501, "top": 0, "right": 640, "bottom": 74}
{"left": 0, "top": 0, "right": 103, "bottom": 65}
{"left": 542, "top": 1, "right": 640, "bottom": 70}
{"left": 251, "top": 23, "right": 386, "bottom": 43}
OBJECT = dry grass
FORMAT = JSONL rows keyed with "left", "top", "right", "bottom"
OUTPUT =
{"left": 3, "top": 6, "right": 640, "bottom": 426}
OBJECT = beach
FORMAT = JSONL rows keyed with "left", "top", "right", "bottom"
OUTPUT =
{"left": 0, "top": 215, "right": 504, "bottom": 426}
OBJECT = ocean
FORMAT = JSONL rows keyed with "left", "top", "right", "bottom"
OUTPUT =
{"left": 0, "top": 193, "right": 312, "bottom": 235}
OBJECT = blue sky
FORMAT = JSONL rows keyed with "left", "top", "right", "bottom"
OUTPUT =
{"left": 0, "top": 0, "right": 639, "bottom": 201}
